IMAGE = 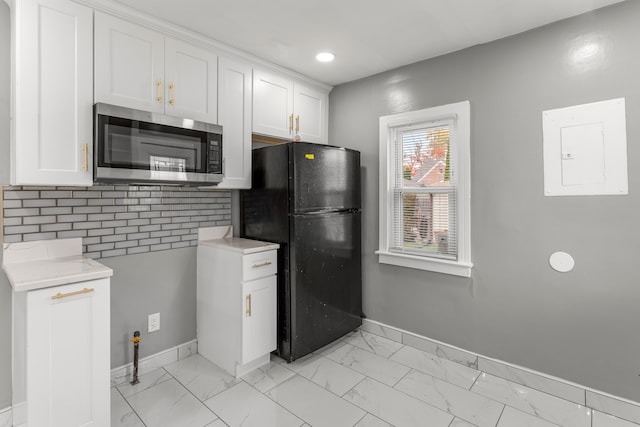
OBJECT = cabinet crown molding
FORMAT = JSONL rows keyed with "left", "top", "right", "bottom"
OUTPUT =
{"left": 72, "top": 0, "right": 332, "bottom": 91}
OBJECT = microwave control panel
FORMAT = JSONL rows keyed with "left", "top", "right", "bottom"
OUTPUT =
{"left": 208, "top": 138, "right": 222, "bottom": 174}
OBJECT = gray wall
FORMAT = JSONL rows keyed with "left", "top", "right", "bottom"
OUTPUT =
{"left": 329, "top": 1, "right": 640, "bottom": 402}
{"left": 101, "top": 248, "right": 198, "bottom": 368}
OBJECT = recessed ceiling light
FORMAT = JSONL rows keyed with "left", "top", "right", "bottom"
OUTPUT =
{"left": 316, "top": 52, "right": 335, "bottom": 63}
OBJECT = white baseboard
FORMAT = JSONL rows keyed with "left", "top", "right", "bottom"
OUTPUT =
{"left": 361, "top": 318, "right": 640, "bottom": 425}
{"left": 110, "top": 339, "right": 197, "bottom": 387}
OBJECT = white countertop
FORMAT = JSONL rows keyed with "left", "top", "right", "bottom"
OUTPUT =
{"left": 2, "top": 238, "right": 113, "bottom": 292}
{"left": 198, "top": 225, "right": 279, "bottom": 254}
{"left": 199, "top": 237, "right": 279, "bottom": 254}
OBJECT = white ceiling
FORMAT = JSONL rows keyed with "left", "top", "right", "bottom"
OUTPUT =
{"left": 112, "top": 0, "right": 626, "bottom": 86}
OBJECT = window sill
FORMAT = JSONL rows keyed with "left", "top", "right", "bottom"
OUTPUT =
{"left": 375, "top": 250, "right": 472, "bottom": 277}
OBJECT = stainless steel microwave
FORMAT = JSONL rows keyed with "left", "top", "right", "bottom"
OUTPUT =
{"left": 94, "top": 103, "right": 223, "bottom": 186}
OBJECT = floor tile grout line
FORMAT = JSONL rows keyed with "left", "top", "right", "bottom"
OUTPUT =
{"left": 477, "top": 371, "right": 597, "bottom": 415}
{"left": 471, "top": 374, "right": 588, "bottom": 427}
{"left": 156, "top": 362, "right": 223, "bottom": 421}
{"left": 493, "top": 404, "right": 507, "bottom": 427}
{"left": 389, "top": 367, "right": 508, "bottom": 426}
{"left": 240, "top": 372, "right": 312, "bottom": 426}
{"left": 351, "top": 410, "right": 369, "bottom": 427}
{"left": 114, "top": 384, "right": 149, "bottom": 427}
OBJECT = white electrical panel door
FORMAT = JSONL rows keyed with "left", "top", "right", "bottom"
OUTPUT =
{"left": 543, "top": 98, "right": 628, "bottom": 196}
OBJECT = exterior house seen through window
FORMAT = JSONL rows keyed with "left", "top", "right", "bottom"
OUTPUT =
{"left": 377, "top": 101, "right": 472, "bottom": 277}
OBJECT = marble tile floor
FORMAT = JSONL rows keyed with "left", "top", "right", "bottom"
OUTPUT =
{"left": 111, "top": 330, "right": 640, "bottom": 427}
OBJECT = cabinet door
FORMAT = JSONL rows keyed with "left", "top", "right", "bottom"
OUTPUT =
{"left": 13, "top": 0, "right": 93, "bottom": 186}
{"left": 294, "top": 83, "right": 328, "bottom": 144}
{"left": 252, "top": 69, "right": 294, "bottom": 140}
{"left": 95, "top": 12, "right": 164, "bottom": 113}
{"left": 242, "top": 276, "right": 277, "bottom": 364}
{"left": 164, "top": 37, "right": 218, "bottom": 123}
{"left": 27, "top": 279, "right": 110, "bottom": 427}
{"left": 216, "top": 57, "right": 252, "bottom": 189}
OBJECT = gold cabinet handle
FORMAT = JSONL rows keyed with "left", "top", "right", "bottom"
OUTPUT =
{"left": 156, "top": 79, "right": 163, "bottom": 103}
{"left": 51, "top": 287, "right": 94, "bottom": 300}
{"left": 168, "top": 82, "right": 175, "bottom": 106}
{"left": 289, "top": 114, "right": 294, "bottom": 132}
{"left": 82, "top": 144, "right": 88, "bottom": 172}
{"left": 252, "top": 261, "right": 272, "bottom": 269}
{"left": 246, "top": 294, "right": 252, "bottom": 317}
{"left": 295, "top": 115, "right": 300, "bottom": 132}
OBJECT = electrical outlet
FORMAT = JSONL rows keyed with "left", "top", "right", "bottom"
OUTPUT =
{"left": 148, "top": 313, "right": 160, "bottom": 333}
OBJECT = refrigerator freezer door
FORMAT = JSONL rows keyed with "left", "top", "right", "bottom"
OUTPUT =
{"left": 286, "top": 210, "right": 362, "bottom": 360}
{"left": 291, "top": 143, "right": 361, "bottom": 213}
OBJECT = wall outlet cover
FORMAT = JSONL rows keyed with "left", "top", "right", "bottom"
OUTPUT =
{"left": 148, "top": 312, "right": 160, "bottom": 333}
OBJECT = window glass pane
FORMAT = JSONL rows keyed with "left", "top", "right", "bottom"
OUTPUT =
{"left": 400, "top": 126, "right": 450, "bottom": 189}
{"left": 391, "top": 191, "right": 457, "bottom": 259}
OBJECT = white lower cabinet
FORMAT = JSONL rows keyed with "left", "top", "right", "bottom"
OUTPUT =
{"left": 242, "top": 276, "right": 277, "bottom": 364}
{"left": 13, "top": 278, "right": 111, "bottom": 426}
{"left": 197, "top": 237, "right": 278, "bottom": 377}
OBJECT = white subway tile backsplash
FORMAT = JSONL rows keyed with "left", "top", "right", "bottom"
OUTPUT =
{"left": 5, "top": 225, "right": 39, "bottom": 234}
{"left": 58, "top": 198, "right": 89, "bottom": 206}
{"left": 23, "top": 232, "right": 57, "bottom": 242}
{"left": 22, "top": 199, "right": 56, "bottom": 207}
{"left": 2, "top": 185, "right": 231, "bottom": 259}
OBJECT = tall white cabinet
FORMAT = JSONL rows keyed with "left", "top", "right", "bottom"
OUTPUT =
{"left": 216, "top": 57, "right": 253, "bottom": 189}
{"left": 197, "top": 227, "right": 279, "bottom": 377}
{"left": 8, "top": 0, "right": 94, "bottom": 186}
{"left": 94, "top": 12, "right": 218, "bottom": 124}
{"left": 3, "top": 238, "right": 113, "bottom": 427}
{"left": 253, "top": 69, "right": 329, "bottom": 144}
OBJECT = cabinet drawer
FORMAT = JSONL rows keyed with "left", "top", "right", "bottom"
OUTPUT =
{"left": 242, "top": 250, "right": 277, "bottom": 281}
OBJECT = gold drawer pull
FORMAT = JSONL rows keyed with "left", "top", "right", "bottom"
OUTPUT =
{"left": 252, "top": 261, "right": 272, "bottom": 269}
{"left": 156, "top": 79, "right": 163, "bottom": 103}
{"left": 246, "top": 293, "right": 252, "bottom": 317}
{"left": 51, "top": 287, "right": 94, "bottom": 300}
{"left": 82, "top": 144, "right": 88, "bottom": 172}
{"left": 168, "top": 82, "right": 175, "bottom": 106}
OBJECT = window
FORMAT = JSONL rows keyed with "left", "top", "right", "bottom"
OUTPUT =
{"left": 376, "top": 101, "right": 472, "bottom": 277}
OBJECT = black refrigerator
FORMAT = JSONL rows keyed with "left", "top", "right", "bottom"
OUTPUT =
{"left": 241, "top": 142, "right": 362, "bottom": 362}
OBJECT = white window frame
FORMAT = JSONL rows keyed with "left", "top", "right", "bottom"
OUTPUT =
{"left": 376, "top": 101, "right": 472, "bottom": 277}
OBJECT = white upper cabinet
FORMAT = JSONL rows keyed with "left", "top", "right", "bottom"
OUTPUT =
{"left": 294, "top": 83, "right": 327, "bottom": 144}
{"left": 9, "top": 0, "right": 94, "bottom": 186}
{"left": 216, "top": 57, "right": 253, "bottom": 189}
{"left": 253, "top": 70, "right": 295, "bottom": 140}
{"left": 164, "top": 37, "right": 218, "bottom": 122}
{"left": 94, "top": 12, "right": 164, "bottom": 114}
{"left": 253, "top": 69, "right": 328, "bottom": 144}
{"left": 95, "top": 12, "right": 218, "bottom": 124}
